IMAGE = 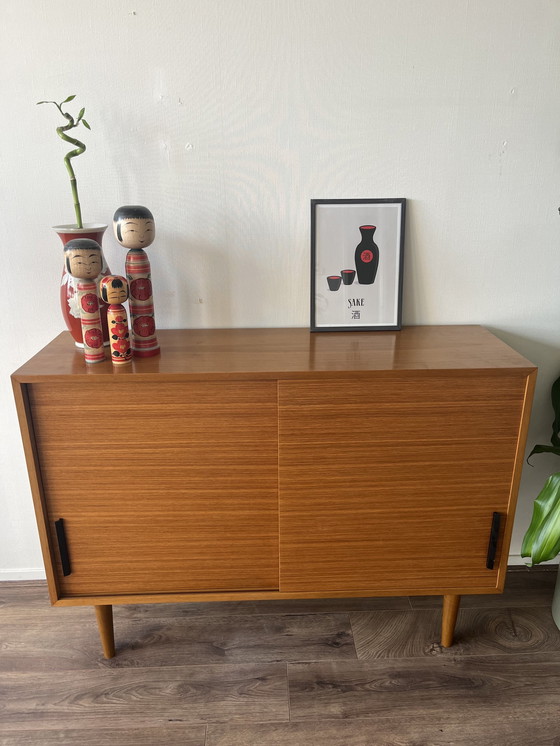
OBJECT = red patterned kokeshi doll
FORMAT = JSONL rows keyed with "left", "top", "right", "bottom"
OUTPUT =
{"left": 112, "top": 205, "right": 160, "bottom": 357}
{"left": 99, "top": 276, "right": 132, "bottom": 365}
{"left": 63, "top": 239, "right": 106, "bottom": 363}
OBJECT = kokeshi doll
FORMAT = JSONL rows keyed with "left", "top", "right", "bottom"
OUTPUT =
{"left": 99, "top": 276, "right": 132, "bottom": 365}
{"left": 112, "top": 205, "right": 160, "bottom": 357}
{"left": 77, "top": 280, "right": 105, "bottom": 363}
{"left": 64, "top": 239, "right": 106, "bottom": 363}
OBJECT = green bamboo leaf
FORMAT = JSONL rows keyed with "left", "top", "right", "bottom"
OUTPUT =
{"left": 36, "top": 100, "right": 53, "bottom": 105}
{"left": 77, "top": 107, "right": 85, "bottom": 121}
{"left": 62, "top": 94, "right": 76, "bottom": 103}
{"left": 521, "top": 472, "right": 560, "bottom": 564}
{"left": 82, "top": 119, "right": 91, "bottom": 130}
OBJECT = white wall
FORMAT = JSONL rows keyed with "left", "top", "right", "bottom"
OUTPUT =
{"left": 2, "top": 0, "right": 560, "bottom": 578}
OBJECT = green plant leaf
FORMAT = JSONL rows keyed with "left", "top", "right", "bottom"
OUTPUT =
{"left": 77, "top": 107, "right": 85, "bottom": 121}
{"left": 550, "top": 375, "right": 560, "bottom": 447}
{"left": 527, "top": 444, "right": 560, "bottom": 461}
{"left": 521, "top": 471, "right": 560, "bottom": 564}
{"left": 532, "top": 501, "right": 560, "bottom": 562}
{"left": 62, "top": 94, "right": 76, "bottom": 103}
{"left": 82, "top": 119, "right": 91, "bottom": 130}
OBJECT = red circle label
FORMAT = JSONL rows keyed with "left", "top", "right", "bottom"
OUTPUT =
{"left": 360, "top": 250, "right": 373, "bottom": 263}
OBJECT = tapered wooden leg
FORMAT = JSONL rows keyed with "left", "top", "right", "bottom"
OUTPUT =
{"left": 441, "top": 594, "right": 461, "bottom": 647}
{"left": 94, "top": 605, "right": 115, "bottom": 658}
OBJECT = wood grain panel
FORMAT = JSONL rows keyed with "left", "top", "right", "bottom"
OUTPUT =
{"left": 11, "top": 327, "right": 536, "bottom": 633}
{"left": 278, "top": 373, "right": 529, "bottom": 594}
{"left": 350, "top": 606, "right": 560, "bottom": 659}
{"left": 0, "top": 613, "right": 355, "bottom": 672}
{"left": 10, "top": 382, "right": 61, "bottom": 603}
{"left": 2, "top": 573, "right": 558, "bottom": 746}
{"left": 288, "top": 655, "right": 560, "bottom": 722}
{"left": 409, "top": 566, "right": 557, "bottom": 609}
{"left": 0, "top": 664, "right": 289, "bottom": 729}
{"left": 12, "top": 326, "right": 535, "bottom": 381}
{"left": 28, "top": 381, "right": 279, "bottom": 596}
{"left": 206, "top": 719, "right": 560, "bottom": 746}
{"left": 0, "top": 725, "right": 206, "bottom": 746}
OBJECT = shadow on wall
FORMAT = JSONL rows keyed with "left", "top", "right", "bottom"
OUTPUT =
{"left": 488, "top": 328, "right": 559, "bottom": 385}
{"left": 157, "top": 236, "right": 233, "bottom": 328}
{"left": 488, "top": 327, "right": 560, "bottom": 440}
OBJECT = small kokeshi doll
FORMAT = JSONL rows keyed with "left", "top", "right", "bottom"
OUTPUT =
{"left": 113, "top": 205, "right": 160, "bottom": 357}
{"left": 63, "top": 239, "right": 106, "bottom": 363}
{"left": 99, "top": 276, "right": 132, "bottom": 365}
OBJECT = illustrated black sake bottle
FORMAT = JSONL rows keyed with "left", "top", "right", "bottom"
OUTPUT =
{"left": 354, "top": 225, "right": 379, "bottom": 284}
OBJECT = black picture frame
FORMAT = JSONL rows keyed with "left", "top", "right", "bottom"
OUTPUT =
{"left": 310, "top": 198, "right": 406, "bottom": 332}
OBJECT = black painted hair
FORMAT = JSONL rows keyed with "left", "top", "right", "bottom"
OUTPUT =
{"left": 63, "top": 238, "right": 102, "bottom": 275}
{"left": 113, "top": 205, "right": 154, "bottom": 242}
{"left": 100, "top": 276, "right": 125, "bottom": 302}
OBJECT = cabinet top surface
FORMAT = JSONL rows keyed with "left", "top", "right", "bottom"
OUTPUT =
{"left": 12, "top": 326, "right": 536, "bottom": 382}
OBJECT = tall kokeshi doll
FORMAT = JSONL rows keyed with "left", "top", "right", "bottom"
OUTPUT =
{"left": 99, "top": 276, "right": 132, "bottom": 365}
{"left": 112, "top": 205, "right": 160, "bottom": 357}
{"left": 64, "top": 239, "right": 106, "bottom": 363}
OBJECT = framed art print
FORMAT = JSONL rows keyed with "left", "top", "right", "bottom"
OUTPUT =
{"left": 310, "top": 198, "right": 405, "bottom": 332}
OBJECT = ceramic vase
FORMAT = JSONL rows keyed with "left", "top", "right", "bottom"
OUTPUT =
{"left": 55, "top": 223, "right": 112, "bottom": 347}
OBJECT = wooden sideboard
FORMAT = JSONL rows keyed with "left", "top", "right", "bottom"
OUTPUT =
{"left": 12, "top": 326, "right": 536, "bottom": 658}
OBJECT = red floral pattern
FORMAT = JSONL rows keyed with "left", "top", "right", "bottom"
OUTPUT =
{"left": 81, "top": 293, "right": 99, "bottom": 314}
{"left": 130, "top": 278, "right": 152, "bottom": 301}
{"left": 84, "top": 328, "right": 103, "bottom": 348}
{"left": 112, "top": 338, "right": 130, "bottom": 354}
{"left": 133, "top": 316, "right": 155, "bottom": 337}
{"left": 111, "top": 321, "right": 128, "bottom": 338}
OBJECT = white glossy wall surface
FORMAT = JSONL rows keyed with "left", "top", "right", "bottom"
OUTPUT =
{"left": 2, "top": 0, "right": 560, "bottom": 577}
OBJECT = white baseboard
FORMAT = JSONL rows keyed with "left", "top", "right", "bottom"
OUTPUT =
{"left": 0, "top": 568, "right": 46, "bottom": 581}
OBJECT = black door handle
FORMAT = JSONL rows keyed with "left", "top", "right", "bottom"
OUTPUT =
{"left": 54, "top": 518, "right": 72, "bottom": 576}
{"left": 486, "top": 512, "right": 501, "bottom": 570}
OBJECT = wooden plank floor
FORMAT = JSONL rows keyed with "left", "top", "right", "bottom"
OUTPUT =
{"left": 1, "top": 568, "right": 559, "bottom": 745}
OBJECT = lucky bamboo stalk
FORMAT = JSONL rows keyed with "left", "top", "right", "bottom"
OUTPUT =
{"left": 37, "top": 95, "right": 91, "bottom": 229}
